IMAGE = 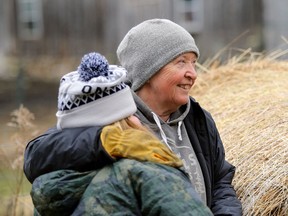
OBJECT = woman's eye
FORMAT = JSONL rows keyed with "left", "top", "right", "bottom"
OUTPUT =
{"left": 178, "top": 59, "right": 186, "bottom": 64}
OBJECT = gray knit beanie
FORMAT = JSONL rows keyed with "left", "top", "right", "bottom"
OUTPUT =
{"left": 117, "top": 18, "right": 200, "bottom": 91}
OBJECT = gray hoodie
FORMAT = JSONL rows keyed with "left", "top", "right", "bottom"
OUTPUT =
{"left": 133, "top": 93, "right": 207, "bottom": 204}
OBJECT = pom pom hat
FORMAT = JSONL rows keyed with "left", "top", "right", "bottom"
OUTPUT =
{"left": 56, "top": 52, "right": 137, "bottom": 129}
{"left": 117, "top": 19, "right": 200, "bottom": 91}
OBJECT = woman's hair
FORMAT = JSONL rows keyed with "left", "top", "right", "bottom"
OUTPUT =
{"left": 113, "top": 118, "right": 156, "bottom": 137}
{"left": 116, "top": 118, "right": 145, "bottom": 130}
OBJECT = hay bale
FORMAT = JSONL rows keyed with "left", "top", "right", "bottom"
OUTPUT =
{"left": 192, "top": 57, "right": 288, "bottom": 215}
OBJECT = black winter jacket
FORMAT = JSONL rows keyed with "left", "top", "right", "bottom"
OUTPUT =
{"left": 24, "top": 98, "right": 242, "bottom": 215}
{"left": 185, "top": 99, "right": 242, "bottom": 215}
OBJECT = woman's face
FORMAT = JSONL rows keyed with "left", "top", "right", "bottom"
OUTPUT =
{"left": 146, "top": 52, "right": 198, "bottom": 110}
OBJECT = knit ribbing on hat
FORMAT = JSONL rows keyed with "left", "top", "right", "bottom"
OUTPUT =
{"left": 117, "top": 19, "right": 200, "bottom": 91}
{"left": 56, "top": 52, "right": 137, "bottom": 129}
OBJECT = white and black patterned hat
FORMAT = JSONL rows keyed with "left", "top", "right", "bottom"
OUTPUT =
{"left": 56, "top": 52, "right": 137, "bottom": 129}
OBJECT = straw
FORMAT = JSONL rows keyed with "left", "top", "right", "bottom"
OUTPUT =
{"left": 192, "top": 51, "right": 288, "bottom": 215}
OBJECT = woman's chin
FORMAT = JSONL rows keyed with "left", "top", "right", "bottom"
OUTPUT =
{"left": 175, "top": 96, "right": 189, "bottom": 106}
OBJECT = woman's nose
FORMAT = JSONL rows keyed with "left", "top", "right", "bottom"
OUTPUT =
{"left": 185, "top": 64, "right": 197, "bottom": 80}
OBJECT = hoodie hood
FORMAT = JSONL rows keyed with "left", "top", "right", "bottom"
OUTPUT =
{"left": 132, "top": 92, "right": 191, "bottom": 146}
{"left": 133, "top": 92, "right": 190, "bottom": 124}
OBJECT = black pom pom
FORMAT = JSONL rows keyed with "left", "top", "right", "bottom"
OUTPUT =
{"left": 78, "top": 52, "right": 109, "bottom": 81}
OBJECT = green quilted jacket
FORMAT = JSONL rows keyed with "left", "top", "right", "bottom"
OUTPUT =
{"left": 31, "top": 159, "right": 213, "bottom": 216}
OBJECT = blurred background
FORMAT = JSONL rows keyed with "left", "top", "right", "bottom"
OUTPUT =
{"left": 0, "top": 0, "right": 288, "bottom": 125}
{"left": 0, "top": 0, "right": 287, "bottom": 214}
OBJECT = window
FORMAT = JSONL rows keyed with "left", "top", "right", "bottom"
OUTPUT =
{"left": 173, "top": 0, "right": 203, "bottom": 33}
{"left": 17, "top": 0, "right": 43, "bottom": 40}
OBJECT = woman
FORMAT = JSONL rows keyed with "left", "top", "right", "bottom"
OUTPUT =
{"left": 24, "top": 19, "right": 242, "bottom": 215}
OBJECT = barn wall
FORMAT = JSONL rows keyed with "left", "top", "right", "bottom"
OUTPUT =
{"left": 263, "top": 0, "right": 288, "bottom": 51}
{"left": 2, "top": 0, "right": 286, "bottom": 63}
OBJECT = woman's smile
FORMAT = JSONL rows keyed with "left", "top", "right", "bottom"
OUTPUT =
{"left": 177, "top": 84, "right": 192, "bottom": 91}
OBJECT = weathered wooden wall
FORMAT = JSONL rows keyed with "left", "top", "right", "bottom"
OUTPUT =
{"left": 1, "top": 0, "right": 286, "bottom": 63}
{"left": 15, "top": 0, "right": 105, "bottom": 57}
{"left": 196, "top": 0, "right": 264, "bottom": 60}
{"left": 263, "top": 0, "right": 288, "bottom": 52}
